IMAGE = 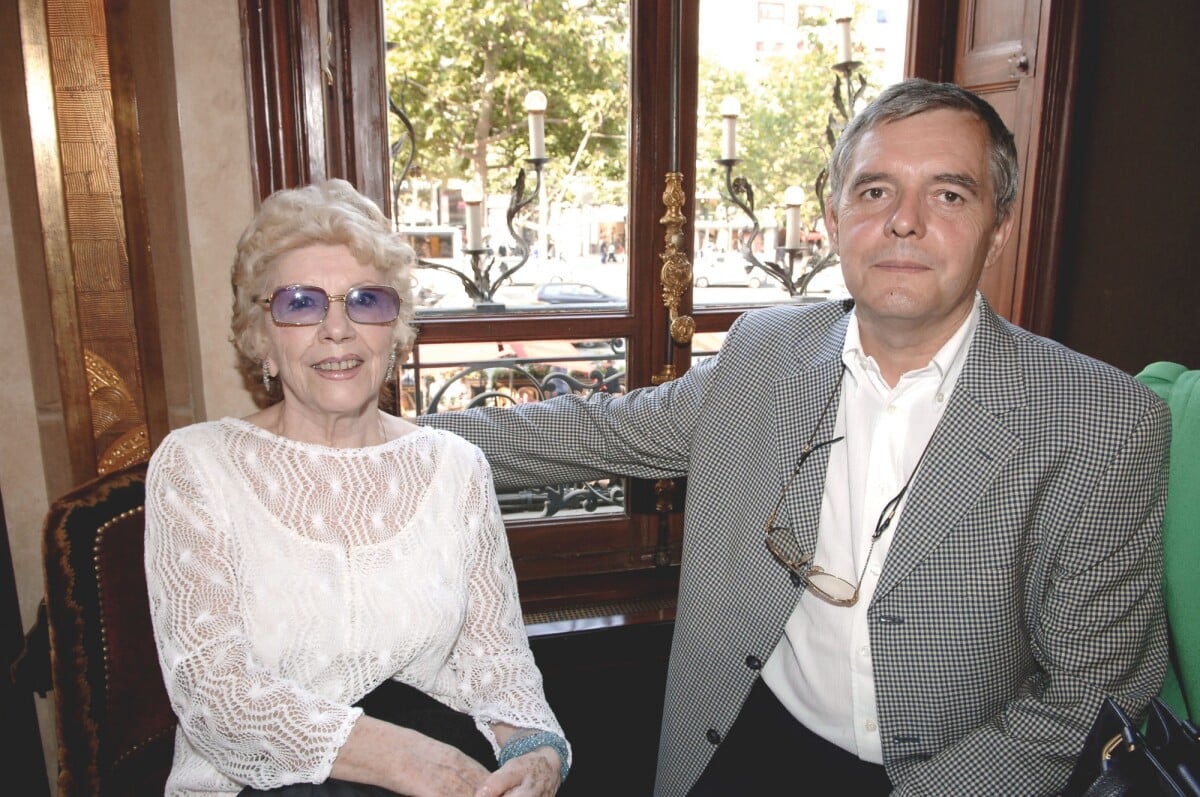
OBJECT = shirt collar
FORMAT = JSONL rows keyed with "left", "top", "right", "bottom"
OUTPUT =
{"left": 842, "top": 292, "right": 981, "bottom": 394}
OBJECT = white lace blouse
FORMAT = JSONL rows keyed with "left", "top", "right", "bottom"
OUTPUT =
{"left": 144, "top": 418, "right": 564, "bottom": 796}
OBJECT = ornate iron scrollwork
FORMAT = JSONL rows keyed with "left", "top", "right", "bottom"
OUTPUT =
{"left": 410, "top": 351, "right": 627, "bottom": 519}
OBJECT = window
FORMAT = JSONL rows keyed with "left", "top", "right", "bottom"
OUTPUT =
{"left": 384, "top": 1, "right": 632, "bottom": 315}
{"left": 758, "top": 3, "right": 785, "bottom": 23}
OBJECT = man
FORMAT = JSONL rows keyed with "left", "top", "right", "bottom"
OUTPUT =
{"left": 420, "top": 79, "right": 1171, "bottom": 795}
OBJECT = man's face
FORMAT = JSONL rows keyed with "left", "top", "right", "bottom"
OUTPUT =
{"left": 826, "top": 109, "right": 1014, "bottom": 341}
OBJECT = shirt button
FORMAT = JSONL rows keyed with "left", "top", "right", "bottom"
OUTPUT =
{"left": 706, "top": 729, "right": 722, "bottom": 745}
{"left": 865, "top": 720, "right": 878, "bottom": 733}
{"left": 935, "top": 392, "right": 945, "bottom": 403}
{"left": 859, "top": 645, "right": 871, "bottom": 659}
{"left": 886, "top": 405, "right": 897, "bottom": 415}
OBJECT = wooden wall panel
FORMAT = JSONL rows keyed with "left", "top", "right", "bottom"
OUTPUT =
{"left": 17, "top": 0, "right": 173, "bottom": 485}
{"left": 952, "top": 0, "right": 1083, "bottom": 334}
{"left": 953, "top": 0, "right": 1042, "bottom": 321}
{"left": 44, "top": 0, "right": 149, "bottom": 476}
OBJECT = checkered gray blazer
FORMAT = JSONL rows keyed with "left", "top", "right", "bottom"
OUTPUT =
{"left": 422, "top": 297, "right": 1171, "bottom": 796}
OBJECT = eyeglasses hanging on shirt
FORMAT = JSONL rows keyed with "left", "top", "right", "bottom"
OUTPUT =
{"left": 764, "top": 365, "right": 936, "bottom": 607}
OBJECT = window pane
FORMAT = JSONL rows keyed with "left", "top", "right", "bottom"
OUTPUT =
{"left": 384, "top": 1, "right": 631, "bottom": 315}
{"left": 694, "top": 0, "right": 908, "bottom": 308}
{"left": 690, "top": 330, "right": 727, "bottom": 359}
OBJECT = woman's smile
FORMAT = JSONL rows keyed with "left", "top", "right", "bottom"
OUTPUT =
{"left": 311, "top": 355, "right": 365, "bottom": 377}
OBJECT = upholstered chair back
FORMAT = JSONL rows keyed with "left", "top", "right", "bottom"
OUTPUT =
{"left": 41, "top": 461, "right": 175, "bottom": 795}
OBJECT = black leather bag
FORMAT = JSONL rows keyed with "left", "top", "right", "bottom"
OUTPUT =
{"left": 1063, "top": 696, "right": 1200, "bottom": 797}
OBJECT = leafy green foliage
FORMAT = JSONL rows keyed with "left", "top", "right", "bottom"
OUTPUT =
{"left": 385, "top": 0, "right": 629, "bottom": 209}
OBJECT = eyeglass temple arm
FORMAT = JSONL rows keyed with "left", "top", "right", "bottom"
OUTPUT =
{"left": 800, "top": 434, "right": 845, "bottom": 457}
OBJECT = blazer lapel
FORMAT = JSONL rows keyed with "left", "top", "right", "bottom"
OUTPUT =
{"left": 769, "top": 315, "right": 849, "bottom": 559}
{"left": 873, "top": 303, "right": 1026, "bottom": 600}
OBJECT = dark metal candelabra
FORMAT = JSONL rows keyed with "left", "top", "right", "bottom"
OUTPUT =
{"left": 388, "top": 87, "right": 546, "bottom": 310}
{"left": 716, "top": 158, "right": 808, "bottom": 296}
{"left": 416, "top": 158, "right": 547, "bottom": 311}
{"left": 717, "top": 56, "right": 868, "bottom": 297}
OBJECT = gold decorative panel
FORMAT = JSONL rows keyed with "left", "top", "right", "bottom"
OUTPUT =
{"left": 46, "top": 0, "right": 148, "bottom": 473}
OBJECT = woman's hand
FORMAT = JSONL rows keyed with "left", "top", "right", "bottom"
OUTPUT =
{"left": 332, "top": 716, "right": 491, "bottom": 797}
{"left": 474, "top": 746, "right": 560, "bottom": 797}
{"left": 390, "top": 731, "right": 492, "bottom": 797}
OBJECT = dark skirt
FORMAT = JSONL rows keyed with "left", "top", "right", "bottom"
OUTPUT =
{"left": 238, "top": 679, "right": 497, "bottom": 796}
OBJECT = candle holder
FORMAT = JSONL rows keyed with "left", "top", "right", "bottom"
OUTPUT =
{"left": 409, "top": 157, "right": 547, "bottom": 310}
{"left": 814, "top": 60, "right": 867, "bottom": 222}
{"left": 715, "top": 53, "right": 867, "bottom": 298}
{"left": 387, "top": 79, "right": 551, "bottom": 310}
{"left": 717, "top": 158, "right": 804, "bottom": 296}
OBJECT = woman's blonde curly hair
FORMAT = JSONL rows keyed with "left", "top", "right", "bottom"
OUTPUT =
{"left": 230, "top": 179, "right": 417, "bottom": 363}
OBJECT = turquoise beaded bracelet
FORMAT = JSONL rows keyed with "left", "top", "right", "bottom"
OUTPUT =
{"left": 498, "top": 730, "right": 570, "bottom": 784}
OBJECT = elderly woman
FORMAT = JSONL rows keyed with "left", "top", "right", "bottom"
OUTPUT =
{"left": 145, "top": 179, "right": 567, "bottom": 797}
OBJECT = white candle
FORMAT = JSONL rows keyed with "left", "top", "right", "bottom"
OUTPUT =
{"left": 463, "top": 183, "right": 483, "bottom": 250}
{"left": 527, "top": 112, "right": 545, "bottom": 160}
{"left": 719, "top": 96, "right": 740, "bottom": 161}
{"left": 784, "top": 186, "right": 804, "bottom": 250}
{"left": 837, "top": 16, "right": 853, "bottom": 63}
{"left": 465, "top": 204, "right": 482, "bottom": 250}
{"left": 524, "top": 90, "right": 547, "bottom": 160}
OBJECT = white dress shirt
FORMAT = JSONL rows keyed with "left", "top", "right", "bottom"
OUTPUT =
{"left": 761, "top": 293, "right": 982, "bottom": 763}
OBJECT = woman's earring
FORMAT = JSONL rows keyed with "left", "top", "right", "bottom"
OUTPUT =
{"left": 384, "top": 349, "right": 397, "bottom": 383}
{"left": 262, "top": 360, "right": 272, "bottom": 391}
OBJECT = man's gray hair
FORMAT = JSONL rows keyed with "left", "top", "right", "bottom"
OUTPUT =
{"left": 828, "top": 79, "right": 1019, "bottom": 224}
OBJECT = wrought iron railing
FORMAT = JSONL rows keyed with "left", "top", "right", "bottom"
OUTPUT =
{"left": 393, "top": 345, "right": 627, "bottom": 520}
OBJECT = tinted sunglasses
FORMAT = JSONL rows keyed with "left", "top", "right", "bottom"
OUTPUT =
{"left": 255, "top": 284, "right": 401, "bottom": 326}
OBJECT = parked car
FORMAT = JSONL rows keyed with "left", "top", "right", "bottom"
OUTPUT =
{"left": 693, "top": 253, "right": 764, "bottom": 288}
{"left": 535, "top": 282, "right": 623, "bottom": 305}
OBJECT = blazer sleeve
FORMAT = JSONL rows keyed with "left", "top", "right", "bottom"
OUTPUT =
{"left": 417, "top": 351, "right": 719, "bottom": 492}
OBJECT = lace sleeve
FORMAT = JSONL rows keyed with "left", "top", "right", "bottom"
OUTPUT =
{"left": 447, "top": 447, "right": 569, "bottom": 758}
{"left": 144, "top": 432, "right": 359, "bottom": 790}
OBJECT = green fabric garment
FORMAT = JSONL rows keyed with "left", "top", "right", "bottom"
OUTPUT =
{"left": 1136, "top": 361, "right": 1200, "bottom": 720}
